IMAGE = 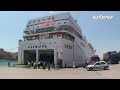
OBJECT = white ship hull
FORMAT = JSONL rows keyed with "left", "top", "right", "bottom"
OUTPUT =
{"left": 18, "top": 12, "right": 95, "bottom": 67}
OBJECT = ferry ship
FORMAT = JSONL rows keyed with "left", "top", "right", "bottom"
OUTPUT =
{"left": 18, "top": 12, "right": 96, "bottom": 67}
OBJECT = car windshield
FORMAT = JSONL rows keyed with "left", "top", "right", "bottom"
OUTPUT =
{"left": 101, "top": 62, "right": 106, "bottom": 64}
{"left": 94, "top": 62, "right": 100, "bottom": 65}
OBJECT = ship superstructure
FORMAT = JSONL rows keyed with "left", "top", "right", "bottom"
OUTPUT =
{"left": 18, "top": 12, "right": 95, "bottom": 67}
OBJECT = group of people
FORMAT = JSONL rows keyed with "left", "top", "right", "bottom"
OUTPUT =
{"left": 27, "top": 60, "right": 55, "bottom": 70}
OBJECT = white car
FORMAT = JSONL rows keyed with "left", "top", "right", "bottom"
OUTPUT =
{"left": 86, "top": 61, "right": 109, "bottom": 71}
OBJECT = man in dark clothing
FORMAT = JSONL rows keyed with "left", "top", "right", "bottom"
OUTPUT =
{"left": 47, "top": 62, "right": 50, "bottom": 70}
{"left": 65, "top": 64, "right": 66, "bottom": 68}
{"left": 43, "top": 62, "right": 46, "bottom": 70}
{"left": 59, "top": 60, "right": 62, "bottom": 69}
{"left": 39, "top": 61, "right": 43, "bottom": 69}
{"left": 57, "top": 60, "right": 59, "bottom": 68}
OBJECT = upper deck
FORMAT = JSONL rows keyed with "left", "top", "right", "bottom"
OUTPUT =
{"left": 24, "top": 13, "right": 83, "bottom": 39}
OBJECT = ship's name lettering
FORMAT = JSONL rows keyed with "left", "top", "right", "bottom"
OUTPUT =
{"left": 28, "top": 44, "right": 47, "bottom": 48}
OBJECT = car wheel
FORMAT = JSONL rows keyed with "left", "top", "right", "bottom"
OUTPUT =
{"left": 104, "top": 66, "right": 107, "bottom": 70}
{"left": 89, "top": 67, "right": 93, "bottom": 71}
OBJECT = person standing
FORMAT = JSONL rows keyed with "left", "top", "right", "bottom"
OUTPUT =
{"left": 47, "top": 62, "right": 50, "bottom": 70}
{"left": 43, "top": 61, "right": 46, "bottom": 70}
{"left": 53, "top": 62, "right": 55, "bottom": 69}
{"left": 38, "top": 61, "right": 40, "bottom": 69}
{"left": 31, "top": 61, "right": 33, "bottom": 67}
{"left": 27, "top": 61, "right": 30, "bottom": 69}
{"left": 60, "top": 59, "right": 62, "bottom": 69}
{"left": 33, "top": 61, "right": 36, "bottom": 69}
{"left": 65, "top": 63, "right": 66, "bottom": 68}
{"left": 8, "top": 61, "right": 10, "bottom": 67}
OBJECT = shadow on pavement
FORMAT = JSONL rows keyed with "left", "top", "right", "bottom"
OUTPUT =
{"left": 90, "top": 69, "right": 110, "bottom": 71}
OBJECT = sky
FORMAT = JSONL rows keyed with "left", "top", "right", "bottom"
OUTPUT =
{"left": 0, "top": 11, "right": 120, "bottom": 59}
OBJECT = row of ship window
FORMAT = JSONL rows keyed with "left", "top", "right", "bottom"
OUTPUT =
{"left": 29, "top": 17, "right": 54, "bottom": 24}
{"left": 64, "top": 44, "right": 72, "bottom": 49}
{"left": 26, "top": 28, "right": 68, "bottom": 35}
{"left": 25, "top": 34, "right": 73, "bottom": 41}
{"left": 27, "top": 21, "right": 67, "bottom": 29}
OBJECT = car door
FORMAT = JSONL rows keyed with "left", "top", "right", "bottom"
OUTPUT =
{"left": 100, "top": 62, "right": 106, "bottom": 69}
{"left": 93, "top": 62, "right": 101, "bottom": 70}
